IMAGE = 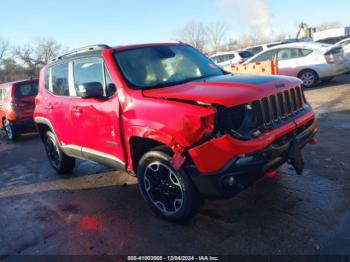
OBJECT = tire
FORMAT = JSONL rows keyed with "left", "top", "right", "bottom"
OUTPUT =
{"left": 44, "top": 131, "right": 75, "bottom": 174}
{"left": 3, "top": 119, "right": 17, "bottom": 142}
{"left": 298, "top": 69, "right": 319, "bottom": 88}
{"left": 137, "top": 148, "right": 203, "bottom": 223}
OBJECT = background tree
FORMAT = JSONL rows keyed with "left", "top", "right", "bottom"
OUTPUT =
{"left": 174, "top": 21, "right": 207, "bottom": 52}
{"left": 14, "top": 37, "right": 64, "bottom": 77}
{"left": 0, "top": 38, "right": 10, "bottom": 65}
{"left": 205, "top": 22, "right": 229, "bottom": 53}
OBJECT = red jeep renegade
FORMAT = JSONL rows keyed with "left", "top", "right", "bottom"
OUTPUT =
{"left": 34, "top": 43, "right": 318, "bottom": 222}
{"left": 0, "top": 79, "right": 38, "bottom": 141}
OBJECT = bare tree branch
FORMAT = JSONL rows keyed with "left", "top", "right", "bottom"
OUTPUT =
{"left": 174, "top": 21, "right": 207, "bottom": 52}
{"left": 0, "top": 38, "right": 10, "bottom": 64}
{"left": 14, "top": 37, "right": 64, "bottom": 77}
{"left": 205, "top": 22, "right": 229, "bottom": 52}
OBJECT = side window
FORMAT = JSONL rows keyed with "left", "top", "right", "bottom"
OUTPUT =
{"left": 45, "top": 68, "right": 50, "bottom": 91}
{"left": 52, "top": 63, "right": 69, "bottom": 96}
{"left": 277, "top": 49, "right": 292, "bottom": 61}
{"left": 228, "top": 54, "right": 235, "bottom": 60}
{"left": 248, "top": 46, "right": 263, "bottom": 55}
{"left": 299, "top": 48, "right": 313, "bottom": 57}
{"left": 251, "top": 50, "right": 277, "bottom": 62}
{"left": 73, "top": 58, "right": 104, "bottom": 96}
{"left": 0, "top": 89, "right": 3, "bottom": 101}
{"left": 211, "top": 57, "right": 218, "bottom": 63}
{"left": 278, "top": 48, "right": 311, "bottom": 61}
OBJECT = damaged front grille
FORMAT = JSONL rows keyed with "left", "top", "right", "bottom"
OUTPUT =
{"left": 216, "top": 86, "right": 307, "bottom": 140}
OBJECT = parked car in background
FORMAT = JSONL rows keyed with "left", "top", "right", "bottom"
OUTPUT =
{"left": 245, "top": 42, "right": 348, "bottom": 87}
{"left": 209, "top": 50, "right": 253, "bottom": 68}
{"left": 244, "top": 39, "right": 312, "bottom": 55}
{"left": 0, "top": 79, "right": 38, "bottom": 141}
{"left": 334, "top": 38, "right": 350, "bottom": 69}
{"left": 34, "top": 42, "right": 317, "bottom": 222}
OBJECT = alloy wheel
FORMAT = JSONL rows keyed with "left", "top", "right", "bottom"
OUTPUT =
{"left": 45, "top": 137, "right": 61, "bottom": 169}
{"left": 3, "top": 119, "right": 13, "bottom": 140}
{"left": 300, "top": 72, "right": 316, "bottom": 87}
{"left": 143, "top": 162, "right": 184, "bottom": 215}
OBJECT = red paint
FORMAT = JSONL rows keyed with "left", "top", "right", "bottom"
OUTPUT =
{"left": 34, "top": 42, "right": 317, "bottom": 177}
{"left": 265, "top": 169, "right": 277, "bottom": 178}
{"left": 79, "top": 216, "right": 100, "bottom": 231}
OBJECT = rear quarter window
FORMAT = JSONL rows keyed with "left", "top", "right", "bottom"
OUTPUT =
{"left": 299, "top": 49, "right": 313, "bottom": 57}
{"left": 15, "top": 83, "right": 38, "bottom": 99}
{"left": 51, "top": 63, "right": 69, "bottom": 96}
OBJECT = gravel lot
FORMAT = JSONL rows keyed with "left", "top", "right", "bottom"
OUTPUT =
{"left": 0, "top": 74, "right": 350, "bottom": 257}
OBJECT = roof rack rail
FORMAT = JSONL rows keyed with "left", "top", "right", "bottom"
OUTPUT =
{"left": 51, "top": 44, "right": 111, "bottom": 62}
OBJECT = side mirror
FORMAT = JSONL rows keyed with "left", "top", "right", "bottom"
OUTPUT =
{"left": 107, "top": 83, "right": 117, "bottom": 96}
{"left": 79, "top": 82, "right": 103, "bottom": 99}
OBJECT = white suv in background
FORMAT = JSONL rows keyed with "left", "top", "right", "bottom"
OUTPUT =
{"left": 209, "top": 50, "right": 253, "bottom": 68}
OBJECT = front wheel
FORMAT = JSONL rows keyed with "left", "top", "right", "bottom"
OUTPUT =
{"left": 44, "top": 131, "right": 75, "bottom": 174}
{"left": 298, "top": 70, "right": 319, "bottom": 88}
{"left": 3, "top": 119, "right": 17, "bottom": 142}
{"left": 137, "top": 149, "right": 203, "bottom": 223}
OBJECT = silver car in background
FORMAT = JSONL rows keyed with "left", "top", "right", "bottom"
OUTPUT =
{"left": 210, "top": 50, "right": 253, "bottom": 68}
{"left": 245, "top": 42, "right": 349, "bottom": 87}
{"left": 334, "top": 38, "right": 350, "bottom": 69}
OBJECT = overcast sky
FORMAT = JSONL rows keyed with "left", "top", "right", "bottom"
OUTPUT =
{"left": 1, "top": 0, "right": 350, "bottom": 48}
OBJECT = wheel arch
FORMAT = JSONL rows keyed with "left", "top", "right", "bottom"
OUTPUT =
{"left": 129, "top": 136, "right": 173, "bottom": 173}
{"left": 34, "top": 117, "right": 58, "bottom": 143}
{"left": 297, "top": 68, "right": 319, "bottom": 79}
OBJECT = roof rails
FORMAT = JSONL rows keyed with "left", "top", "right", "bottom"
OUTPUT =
{"left": 51, "top": 44, "right": 111, "bottom": 62}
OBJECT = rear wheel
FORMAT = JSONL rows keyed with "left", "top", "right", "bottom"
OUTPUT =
{"left": 137, "top": 148, "right": 203, "bottom": 223}
{"left": 44, "top": 131, "right": 75, "bottom": 174}
{"left": 298, "top": 70, "right": 319, "bottom": 88}
{"left": 3, "top": 119, "right": 17, "bottom": 142}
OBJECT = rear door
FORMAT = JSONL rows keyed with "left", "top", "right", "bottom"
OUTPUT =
{"left": 277, "top": 48, "right": 314, "bottom": 77}
{"left": 70, "top": 57, "right": 125, "bottom": 167}
{"left": 45, "top": 62, "right": 74, "bottom": 146}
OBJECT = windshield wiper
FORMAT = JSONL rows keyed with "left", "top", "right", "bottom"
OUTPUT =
{"left": 146, "top": 74, "right": 219, "bottom": 89}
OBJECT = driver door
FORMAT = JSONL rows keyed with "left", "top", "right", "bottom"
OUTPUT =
{"left": 70, "top": 57, "right": 125, "bottom": 168}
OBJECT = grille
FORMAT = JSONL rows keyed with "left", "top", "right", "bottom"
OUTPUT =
{"left": 218, "top": 86, "right": 306, "bottom": 139}
{"left": 252, "top": 86, "right": 305, "bottom": 127}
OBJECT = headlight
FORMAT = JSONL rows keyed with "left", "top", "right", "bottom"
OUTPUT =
{"left": 215, "top": 104, "right": 262, "bottom": 140}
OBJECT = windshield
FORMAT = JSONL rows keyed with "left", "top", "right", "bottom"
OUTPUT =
{"left": 114, "top": 45, "right": 223, "bottom": 89}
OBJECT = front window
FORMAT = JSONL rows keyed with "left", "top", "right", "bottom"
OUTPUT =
{"left": 250, "top": 50, "right": 278, "bottom": 62}
{"left": 114, "top": 45, "right": 223, "bottom": 89}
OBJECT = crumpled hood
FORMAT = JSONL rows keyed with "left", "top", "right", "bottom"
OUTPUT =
{"left": 143, "top": 74, "right": 302, "bottom": 107}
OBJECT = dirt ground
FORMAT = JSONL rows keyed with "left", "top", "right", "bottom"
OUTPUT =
{"left": 0, "top": 74, "right": 350, "bottom": 258}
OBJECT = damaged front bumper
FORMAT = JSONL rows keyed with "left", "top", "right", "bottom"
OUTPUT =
{"left": 186, "top": 110, "right": 318, "bottom": 199}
